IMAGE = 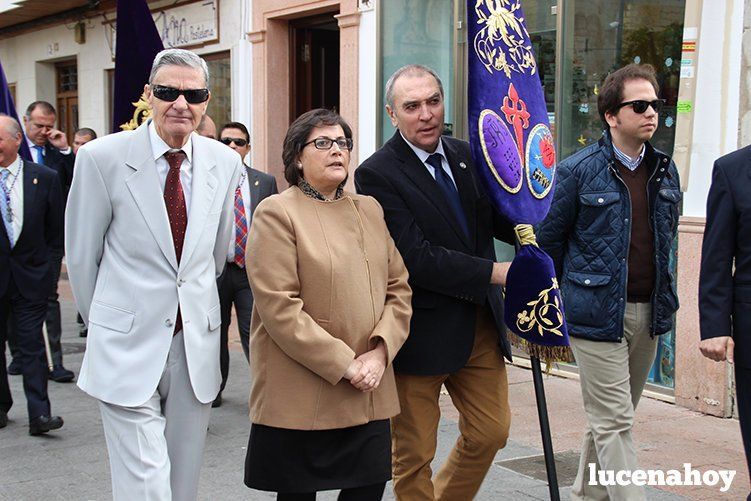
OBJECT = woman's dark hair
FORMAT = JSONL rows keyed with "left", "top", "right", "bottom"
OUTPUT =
{"left": 597, "top": 63, "right": 660, "bottom": 127}
{"left": 282, "top": 108, "right": 353, "bottom": 186}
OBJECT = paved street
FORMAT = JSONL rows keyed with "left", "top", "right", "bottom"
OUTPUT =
{"left": 0, "top": 275, "right": 746, "bottom": 500}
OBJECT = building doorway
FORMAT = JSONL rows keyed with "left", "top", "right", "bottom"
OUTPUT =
{"left": 55, "top": 60, "right": 78, "bottom": 144}
{"left": 289, "top": 13, "right": 340, "bottom": 122}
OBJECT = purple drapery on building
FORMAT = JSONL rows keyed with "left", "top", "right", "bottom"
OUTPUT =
{"left": 111, "top": 0, "right": 164, "bottom": 133}
{"left": 0, "top": 58, "right": 32, "bottom": 162}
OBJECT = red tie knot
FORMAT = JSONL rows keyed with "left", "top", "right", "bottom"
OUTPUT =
{"left": 164, "top": 150, "right": 186, "bottom": 171}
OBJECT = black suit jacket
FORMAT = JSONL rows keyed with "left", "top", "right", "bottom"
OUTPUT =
{"left": 699, "top": 145, "right": 751, "bottom": 368}
{"left": 355, "top": 131, "right": 515, "bottom": 375}
{"left": 247, "top": 166, "right": 279, "bottom": 217}
{"left": 42, "top": 143, "right": 74, "bottom": 199}
{"left": 0, "top": 160, "right": 64, "bottom": 301}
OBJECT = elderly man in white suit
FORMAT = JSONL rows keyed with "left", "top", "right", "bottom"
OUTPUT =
{"left": 66, "top": 48, "right": 241, "bottom": 500}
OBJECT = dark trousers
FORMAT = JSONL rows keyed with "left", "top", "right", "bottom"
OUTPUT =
{"left": 1, "top": 280, "right": 51, "bottom": 420}
{"left": 218, "top": 263, "right": 252, "bottom": 393}
{"left": 8, "top": 249, "right": 64, "bottom": 367}
{"left": 736, "top": 364, "right": 751, "bottom": 484}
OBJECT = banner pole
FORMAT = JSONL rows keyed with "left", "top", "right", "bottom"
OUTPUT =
{"left": 531, "top": 355, "right": 560, "bottom": 500}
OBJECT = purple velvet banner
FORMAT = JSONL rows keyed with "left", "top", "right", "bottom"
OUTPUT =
{"left": 467, "top": 0, "right": 556, "bottom": 226}
{"left": 467, "top": 1, "right": 570, "bottom": 360}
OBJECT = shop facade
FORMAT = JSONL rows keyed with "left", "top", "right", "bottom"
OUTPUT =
{"left": 0, "top": 0, "right": 252, "bottom": 142}
{"left": 0, "top": 0, "right": 748, "bottom": 416}
{"left": 251, "top": 0, "right": 745, "bottom": 416}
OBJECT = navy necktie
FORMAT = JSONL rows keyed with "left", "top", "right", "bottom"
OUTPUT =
{"left": 426, "top": 153, "right": 469, "bottom": 237}
{"left": 34, "top": 145, "right": 45, "bottom": 165}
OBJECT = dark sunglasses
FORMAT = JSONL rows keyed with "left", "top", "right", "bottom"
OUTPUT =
{"left": 220, "top": 137, "right": 248, "bottom": 147}
{"left": 151, "top": 85, "right": 210, "bottom": 104}
{"left": 303, "top": 137, "right": 354, "bottom": 151}
{"left": 615, "top": 99, "right": 665, "bottom": 114}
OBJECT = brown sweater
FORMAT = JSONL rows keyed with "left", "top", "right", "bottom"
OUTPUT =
{"left": 618, "top": 160, "right": 654, "bottom": 302}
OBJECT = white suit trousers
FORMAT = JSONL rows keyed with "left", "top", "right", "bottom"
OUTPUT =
{"left": 98, "top": 331, "right": 212, "bottom": 501}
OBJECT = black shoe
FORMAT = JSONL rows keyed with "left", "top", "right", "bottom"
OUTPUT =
{"left": 29, "top": 415, "right": 63, "bottom": 435}
{"left": 49, "top": 366, "right": 75, "bottom": 383}
{"left": 212, "top": 393, "right": 222, "bottom": 408}
{"left": 0, "top": 410, "right": 7, "bottom": 428}
{"left": 7, "top": 358, "right": 21, "bottom": 376}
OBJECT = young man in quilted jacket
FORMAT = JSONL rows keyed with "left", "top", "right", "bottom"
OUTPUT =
{"left": 537, "top": 64, "right": 681, "bottom": 500}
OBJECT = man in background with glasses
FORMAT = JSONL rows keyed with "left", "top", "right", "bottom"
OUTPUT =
{"left": 538, "top": 63, "right": 681, "bottom": 500}
{"left": 214, "top": 121, "right": 277, "bottom": 408}
{"left": 65, "top": 48, "right": 242, "bottom": 500}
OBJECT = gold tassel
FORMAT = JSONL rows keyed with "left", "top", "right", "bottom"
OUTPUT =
{"left": 514, "top": 224, "right": 538, "bottom": 247}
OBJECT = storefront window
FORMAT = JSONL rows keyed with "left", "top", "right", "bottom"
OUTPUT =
{"left": 204, "top": 51, "right": 231, "bottom": 129}
{"left": 525, "top": 1, "right": 558, "bottom": 125}
{"left": 558, "top": 0, "right": 685, "bottom": 159}
{"left": 379, "top": 0, "right": 455, "bottom": 145}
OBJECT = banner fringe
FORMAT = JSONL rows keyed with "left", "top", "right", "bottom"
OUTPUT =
{"left": 508, "top": 332, "right": 573, "bottom": 372}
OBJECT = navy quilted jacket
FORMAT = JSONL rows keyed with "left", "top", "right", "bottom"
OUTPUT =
{"left": 537, "top": 132, "right": 681, "bottom": 342}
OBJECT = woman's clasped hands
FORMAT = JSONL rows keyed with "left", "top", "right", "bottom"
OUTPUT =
{"left": 344, "top": 341, "right": 388, "bottom": 392}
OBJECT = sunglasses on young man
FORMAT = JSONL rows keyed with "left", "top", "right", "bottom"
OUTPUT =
{"left": 151, "top": 85, "right": 210, "bottom": 104}
{"left": 220, "top": 137, "right": 249, "bottom": 147}
{"left": 615, "top": 99, "right": 666, "bottom": 114}
{"left": 303, "top": 137, "right": 354, "bottom": 151}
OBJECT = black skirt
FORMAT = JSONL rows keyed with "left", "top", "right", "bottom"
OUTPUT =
{"left": 244, "top": 419, "right": 391, "bottom": 493}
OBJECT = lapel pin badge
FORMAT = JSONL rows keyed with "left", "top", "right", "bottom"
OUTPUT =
{"left": 254, "top": 180, "right": 259, "bottom": 186}
{"left": 459, "top": 162, "right": 467, "bottom": 170}
{"left": 33, "top": 178, "right": 38, "bottom": 184}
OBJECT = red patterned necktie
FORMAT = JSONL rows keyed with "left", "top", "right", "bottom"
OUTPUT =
{"left": 163, "top": 150, "right": 187, "bottom": 334}
{"left": 233, "top": 179, "right": 248, "bottom": 267}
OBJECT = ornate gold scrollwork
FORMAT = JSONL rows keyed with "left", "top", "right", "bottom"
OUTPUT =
{"left": 120, "top": 92, "right": 153, "bottom": 131}
{"left": 516, "top": 277, "right": 565, "bottom": 338}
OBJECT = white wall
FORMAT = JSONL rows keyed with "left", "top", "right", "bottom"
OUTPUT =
{"left": 357, "top": 3, "right": 378, "bottom": 165}
{"left": 231, "top": 0, "right": 253, "bottom": 128}
{"left": 0, "top": 0, "right": 246, "bottom": 137}
{"left": 683, "top": 0, "right": 744, "bottom": 217}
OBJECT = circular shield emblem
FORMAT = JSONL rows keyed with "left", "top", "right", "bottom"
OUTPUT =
{"left": 479, "top": 109, "right": 523, "bottom": 194}
{"left": 525, "top": 124, "right": 556, "bottom": 199}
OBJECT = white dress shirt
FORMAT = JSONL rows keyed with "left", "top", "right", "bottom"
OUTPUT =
{"left": 612, "top": 142, "right": 646, "bottom": 171}
{"left": 25, "top": 138, "right": 72, "bottom": 163}
{"left": 2, "top": 155, "right": 24, "bottom": 242}
{"left": 400, "top": 131, "right": 459, "bottom": 190}
{"left": 149, "top": 121, "right": 193, "bottom": 215}
{"left": 227, "top": 168, "right": 250, "bottom": 263}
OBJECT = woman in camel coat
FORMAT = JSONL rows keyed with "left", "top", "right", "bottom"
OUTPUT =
{"left": 243, "top": 108, "right": 412, "bottom": 501}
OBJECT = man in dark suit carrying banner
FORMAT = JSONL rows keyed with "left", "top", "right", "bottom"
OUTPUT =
{"left": 356, "top": 63, "right": 516, "bottom": 501}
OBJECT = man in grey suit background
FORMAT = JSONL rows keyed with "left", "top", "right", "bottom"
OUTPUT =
{"left": 65, "top": 49, "right": 241, "bottom": 500}
{"left": 213, "top": 121, "right": 277, "bottom": 408}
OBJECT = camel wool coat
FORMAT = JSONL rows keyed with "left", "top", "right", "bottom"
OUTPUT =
{"left": 246, "top": 186, "right": 412, "bottom": 430}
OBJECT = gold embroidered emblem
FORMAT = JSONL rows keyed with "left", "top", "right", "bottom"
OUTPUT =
{"left": 516, "top": 277, "right": 565, "bottom": 337}
{"left": 472, "top": 0, "right": 536, "bottom": 77}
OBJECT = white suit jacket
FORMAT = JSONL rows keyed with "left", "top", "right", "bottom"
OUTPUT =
{"left": 66, "top": 121, "right": 242, "bottom": 406}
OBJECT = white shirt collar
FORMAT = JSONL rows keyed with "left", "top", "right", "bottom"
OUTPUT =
{"left": 612, "top": 142, "right": 645, "bottom": 171}
{"left": 400, "top": 131, "right": 447, "bottom": 165}
{"left": 3, "top": 155, "right": 23, "bottom": 178}
{"left": 26, "top": 137, "right": 43, "bottom": 151}
{"left": 148, "top": 120, "right": 193, "bottom": 165}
